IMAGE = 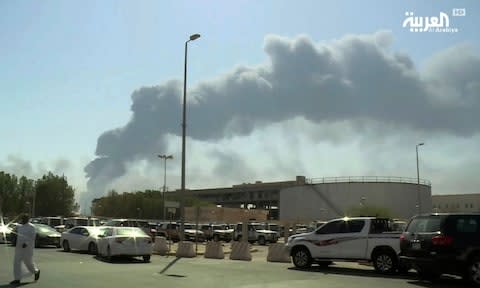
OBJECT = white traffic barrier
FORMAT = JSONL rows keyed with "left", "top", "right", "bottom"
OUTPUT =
{"left": 204, "top": 241, "right": 225, "bottom": 259}
{"left": 153, "top": 236, "right": 169, "bottom": 256}
{"left": 229, "top": 241, "right": 251, "bottom": 261}
{"left": 176, "top": 241, "right": 196, "bottom": 258}
{"left": 267, "top": 243, "right": 291, "bottom": 263}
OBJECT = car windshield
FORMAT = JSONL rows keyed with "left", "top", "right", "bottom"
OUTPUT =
{"left": 406, "top": 216, "right": 445, "bottom": 233}
{"left": 183, "top": 224, "right": 195, "bottom": 229}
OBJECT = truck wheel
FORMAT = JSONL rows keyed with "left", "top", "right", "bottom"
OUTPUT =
{"left": 258, "top": 236, "right": 266, "bottom": 245}
{"left": 467, "top": 256, "right": 480, "bottom": 287}
{"left": 292, "top": 247, "right": 312, "bottom": 269}
{"left": 372, "top": 250, "right": 397, "bottom": 274}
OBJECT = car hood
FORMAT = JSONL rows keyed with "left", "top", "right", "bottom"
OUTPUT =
{"left": 289, "top": 232, "right": 311, "bottom": 240}
{"left": 39, "top": 231, "right": 61, "bottom": 237}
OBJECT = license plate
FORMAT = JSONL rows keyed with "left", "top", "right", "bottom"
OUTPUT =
{"left": 412, "top": 242, "right": 421, "bottom": 250}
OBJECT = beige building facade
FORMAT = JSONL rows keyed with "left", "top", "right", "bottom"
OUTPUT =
{"left": 432, "top": 194, "right": 480, "bottom": 213}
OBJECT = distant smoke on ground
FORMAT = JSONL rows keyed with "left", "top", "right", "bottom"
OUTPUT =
{"left": 83, "top": 31, "right": 480, "bottom": 207}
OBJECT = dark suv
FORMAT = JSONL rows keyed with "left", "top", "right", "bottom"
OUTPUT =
{"left": 399, "top": 213, "right": 480, "bottom": 286}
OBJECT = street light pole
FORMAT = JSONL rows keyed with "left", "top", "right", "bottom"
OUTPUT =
{"left": 416, "top": 143, "right": 424, "bottom": 214}
{"left": 180, "top": 33, "right": 200, "bottom": 242}
{"left": 158, "top": 154, "right": 173, "bottom": 220}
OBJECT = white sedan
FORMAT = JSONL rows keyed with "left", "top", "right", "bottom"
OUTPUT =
{"left": 97, "top": 227, "right": 152, "bottom": 262}
{"left": 61, "top": 226, "right": 107, "bottom": 254}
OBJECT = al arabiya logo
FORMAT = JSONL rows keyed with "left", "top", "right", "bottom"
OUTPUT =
{"left": 402, "top": 9, "right": 464, "bottom": 33}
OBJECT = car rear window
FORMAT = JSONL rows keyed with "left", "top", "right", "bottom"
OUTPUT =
{"left": 406, "top": 216, "right": 443, "bottom": 233}
{"left": 116, "top": 228, "right": 147, "bottom": 236}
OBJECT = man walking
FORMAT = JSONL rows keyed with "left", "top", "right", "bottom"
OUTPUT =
{"left": 10, "top": 214, "right": 40, "bottom": 285}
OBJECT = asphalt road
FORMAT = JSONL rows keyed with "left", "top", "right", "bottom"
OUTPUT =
{"left": 0, "top": 244, "right": 469, "bottom": 288}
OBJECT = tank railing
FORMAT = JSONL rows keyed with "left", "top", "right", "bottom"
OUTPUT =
{"left": 306, "top": 176, "right": 431, "bottom": 186}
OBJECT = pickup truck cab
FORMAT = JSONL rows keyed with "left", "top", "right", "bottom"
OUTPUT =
{"left": 286, "top": 217, "right": 402, "bottom": 273}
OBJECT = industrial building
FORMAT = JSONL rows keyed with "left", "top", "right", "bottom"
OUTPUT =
{"left": 432, "top": 194, "right": 480, "bottom": 213}
{"left": 181, "top": 175, "right": 432, "bottom": 221}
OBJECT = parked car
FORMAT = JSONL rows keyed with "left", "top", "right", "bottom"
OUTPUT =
{"left": 399, "top": 213, "right": 480, "bottom": 286}
{"left": 264, "top": 223, "right": 282, "bottom": 237}
{"left": 157, "top": 222, "right": 180, "bottom": 241}
{"left": 97, "top": 227, "right": 152, "bottom": 262}
{"left": 211, "top": 224, "right": 234, "bottom": 242}
{"left": 11, "top": 223, "right": 61, "bottom": 248}
{"left": 0, "top": 223, "right": 13, "bottom": 243}
{"left": 182, "top": 223, "right": 205, "bottom": 242}
{"left": 233, "top": 223, "right": 278, "bottom": 245}
{"left": 102, "top": 219, "right": 156, "bottom": 239}
{"left": 286, "top": 217, "right": 403, "bottom": 274}
{"left": 61, "top": 226, "right": 108, "bottom": 254}
{"left": 200, "top": 223, "right": 234, "bottom": 242}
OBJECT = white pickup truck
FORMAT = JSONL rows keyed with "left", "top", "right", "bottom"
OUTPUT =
{"left": 286, "top": 217, "right": 402, "bottom": 274}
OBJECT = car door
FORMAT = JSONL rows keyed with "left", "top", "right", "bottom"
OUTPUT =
{"left": 97, "top": 227, "right": 113, "bottom": 256}
{"left": 67, "top": 227, "right": 82, "bottom": 250}
{"left": 309, "top": 220, "right": 346, "bottom": 258}
{"left": 340, "top": 219, "right": 367, "bottom": 259}
{"left": 78, "top": 228, "right": 91, "bottom": 251}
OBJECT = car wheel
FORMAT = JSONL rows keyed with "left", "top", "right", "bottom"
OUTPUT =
{"left": 213, "top": 235, "right": 220, "bottom": 242}
{"left": 62, "top": 240, "right": 71, "bottom": 252}
{"left": 88, "top": 242, "right": 98, "bottom": 255}
{"left": 143, "top": 255, "right": 151, "bottom": 263}
{"left": 292, "top": 247, "right": 312, "bottom": 269}
{"left": 467, "top": 256, "right": 480, "bottom": 287}
{"left": 258, "top": 236, "right": 266, "bottom": 246}
{"left": 372, "top": 250, "right": 397, "bottom": 274}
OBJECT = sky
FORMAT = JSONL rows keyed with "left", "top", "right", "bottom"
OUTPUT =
{"left": 1, "top": 0, "right": 479, "bottom": 210}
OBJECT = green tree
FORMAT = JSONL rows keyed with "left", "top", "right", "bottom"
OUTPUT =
{"left": 35, "top": 172, "right": 77, "bottom": 217}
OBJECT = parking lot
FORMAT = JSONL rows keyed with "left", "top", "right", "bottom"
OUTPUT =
{"left": 0, "top": 243, "right": 469, "bottom": 288}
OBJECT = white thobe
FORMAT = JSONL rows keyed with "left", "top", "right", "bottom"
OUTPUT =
{"left": 13, "top": 223, "right": 38, "bottom": 280}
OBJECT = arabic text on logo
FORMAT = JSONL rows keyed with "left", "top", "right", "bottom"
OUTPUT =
{"left": 402, "top": 11, "right": 460, "bottom": 33}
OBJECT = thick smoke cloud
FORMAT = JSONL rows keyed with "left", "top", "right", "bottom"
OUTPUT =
{"left": 84, "top": 31, "right": 480, "bottom": 204}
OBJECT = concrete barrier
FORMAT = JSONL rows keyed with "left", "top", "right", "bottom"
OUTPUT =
{"left": 153, "top": 236, "right": 169, "bottom": 256}
{"left": 176, "top": 241, "right": 196, "bottom": 258}
{"left": 229, "top": 241, "right": 251, "bottom": 261}
{"left": 267, "top": 243, "right": 291, "bottom": 263}
{"left": 204, "top": 241, "right": 225, "bottom": 259}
